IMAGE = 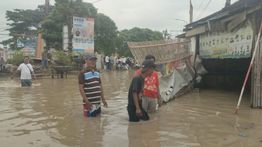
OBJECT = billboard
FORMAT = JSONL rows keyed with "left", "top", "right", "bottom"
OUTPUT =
{"left": 199, "top": 24, "right": 253, "bottom": 59}
{"left": 17, "top": 37, "right": 37, "bottom": 56}
{"left": 72, "top": 17, "right": 94, "bottom": 54}
{"left": 63, "top": 25, "right": 68, "bottom": 51}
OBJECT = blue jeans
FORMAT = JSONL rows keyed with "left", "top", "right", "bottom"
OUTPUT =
{"left": 21, "top": 79, "right": 32, "bottom": 87}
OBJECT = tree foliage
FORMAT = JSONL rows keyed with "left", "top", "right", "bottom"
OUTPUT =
{"left": 52, "top": 50, "right": 71, "bottom": 65}
{"left": 41, "top": 0, "right": 97, "bottom": 51}
{"left": 6, "top": 50, "right": 24, "bottom": 65}
{"left": 2, "top": 0, "right": 164, "bottom": 58}
{"left": 95, "top": 13, "right": 118, "bottom": 55}
{"left": 2, "top": 8, "right": 46, "bottom": 49}
{"left": 116, "top": 27, "right": 163, "bottom": 56}
{"left": 162, "top": 29, "right": 171, "bottom": 40}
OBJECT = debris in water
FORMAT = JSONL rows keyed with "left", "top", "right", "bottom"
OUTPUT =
{"left": 239, "top": 132, "right": 247, "bottom": 137}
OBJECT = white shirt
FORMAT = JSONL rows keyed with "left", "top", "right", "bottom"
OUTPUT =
{"left": 105, "top": 56, "right": 109, "bottom": 63}
{"left": 17, "top": 63, "right": 34, "bottom": 79}
{"left": 121, "top": 57, "right": 126, "bottom": 63}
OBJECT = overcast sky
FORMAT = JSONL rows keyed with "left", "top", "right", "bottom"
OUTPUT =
{"left": 0, "top": 0, "right": 239, "bottom": 46}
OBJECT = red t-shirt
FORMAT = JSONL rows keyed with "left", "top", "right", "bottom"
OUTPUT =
{"left": 135, "top": 69, "right": 159, "bottom": 98}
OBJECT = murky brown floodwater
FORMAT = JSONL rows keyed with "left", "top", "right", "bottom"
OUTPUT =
{"left": 0, "top": 70, "right": 262, "bottom": 147}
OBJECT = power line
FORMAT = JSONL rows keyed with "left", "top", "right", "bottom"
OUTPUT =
{"left": 0, "top": 29, "right": 8, "bottom": 32}
{"left": 90, "top": 0, "right": 103, "bottom": 4}
{"left": 197, "top": 0, "right": 205, "bottom": 9}
{"left": 173, "top": 19, "right": 188, "bottom": 24}
{"left": 196, "top": 0, "right": 206, "bottom": 15}
{"left": 197, "top": 0, "right": 212, "bottom": 19}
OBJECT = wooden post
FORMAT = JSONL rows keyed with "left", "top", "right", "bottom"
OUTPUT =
{"left": 251, "top": 38, "right": 262, "bottom": 108}
{"left": 235, "top": 23, "right": 262, "bottom": 113}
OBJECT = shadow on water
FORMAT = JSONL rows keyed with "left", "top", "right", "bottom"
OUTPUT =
{"left": 0, "top": 70, "right": 262, "bottom": 147}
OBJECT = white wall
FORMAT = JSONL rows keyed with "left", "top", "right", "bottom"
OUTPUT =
{"left": 189, "top": 36, "right": 197, "bottom": 63}
{"left": 190, "top": 36, "right": 196, "bottom": 54}
{"left": 0, "top": 48, "right": 8, "bottom": 61}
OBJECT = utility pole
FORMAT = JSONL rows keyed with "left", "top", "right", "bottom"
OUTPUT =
{"left": 225, "top": 0, "right": 231, "bottom": 7}
{"left": 67, "top": 0, "right": 75, "bottom": 56}
{"left": 45, "top": 0, "right": 50, "bottom": 15}
{"left": 42, "top": 0, "right": 51, "bottom": 69}
{"left": 189, "top": 0, "right": 193, "bottom": 23}
{"left": 44, "top": 0, "right": 50, "bottom": 50}
{"left": 68, "top": 16, "right": 73, "bottom": 55}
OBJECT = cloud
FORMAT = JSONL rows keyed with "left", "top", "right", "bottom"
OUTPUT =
{"left": 0, "top": 0, "right": 239, "bottom": 43}
{"left": 92, "top": 0, "right": 238, "bottom": 31}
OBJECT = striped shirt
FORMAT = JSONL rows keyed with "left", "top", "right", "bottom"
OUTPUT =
{"left": 79, "top": 69, "right": 102, "bottom": 105}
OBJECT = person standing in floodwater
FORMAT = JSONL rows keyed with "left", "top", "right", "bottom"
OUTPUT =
{"left": 105, "top": 55, "right": 110, "bottom": 71}
{"left": 11, "top": 56, "right": 36, "bottom": 87}
{"left": 135, "top": 55, "right": 162, "bottom": 113}
{"left": 0, "top": 57, "right": 5, "bottom": 72}
{"left": 127, "top": 60, "right": 155, "bottom": 122}
{"left": 78, "top": 54, "right": 108, "bottom": 117}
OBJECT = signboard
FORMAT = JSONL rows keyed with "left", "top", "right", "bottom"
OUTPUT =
{"left": 199, "top": 24, "right": 253, "bottom": 59}
{"left": 17, "top": 37, "right": 37, "bottom": 56}
{"left": 63, "top": 25, "right": 68, "bottom": 51}
{"left": 72, "top": 17, "right": 94, "bottom": 54}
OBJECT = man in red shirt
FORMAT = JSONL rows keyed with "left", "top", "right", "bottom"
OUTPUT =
{"left": 135, "top": 55, "right": 162, "bottom": 112}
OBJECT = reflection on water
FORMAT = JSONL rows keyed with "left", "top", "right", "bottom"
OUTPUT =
{"left": 0, "top": 71, "right": 262, "bottom": 147}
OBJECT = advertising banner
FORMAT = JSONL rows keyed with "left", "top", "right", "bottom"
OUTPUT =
{"left": 72, "top": 17, "right": 94, "bottom": 54}
{"left": 199, "top": 24, "right": 253, "bottom": 59}
{"left": 63, "top": 25, "right": 68, "bottom": 51}
{"left": 18, "top": 37, "right": 37, "bottom": 57}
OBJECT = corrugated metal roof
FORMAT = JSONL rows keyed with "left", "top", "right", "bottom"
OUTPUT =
{"left": 184, "top": 0, "right": 262, "bottom": 30}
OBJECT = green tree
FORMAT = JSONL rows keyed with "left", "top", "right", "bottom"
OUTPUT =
{"left": 52, "top": 50, "right": 71, "bottom": 65}
{"left": 116, "top": 27, "right": 163, "bottom": 56}
{"left": 162, "top": 29, "right": 171, "bottom": 40}
{"left": 1, "top": 8, "right": 46, "bottom": 50}
{"left": 41, "top": 0, "right": 97, "bottom": 52}
{"left": 94, "top": 13, "right": 118, "bottom": 55}
{"left": 6, "top": 50, "right": 24, "bottom": 65}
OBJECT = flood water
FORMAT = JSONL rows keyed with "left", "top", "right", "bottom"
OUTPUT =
{"left": 0, "top": 70, "right": 262, "bottom": 147}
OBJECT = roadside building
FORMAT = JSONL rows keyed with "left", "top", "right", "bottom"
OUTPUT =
{"left": 0, "top": 47, "right": 8, "bottom": 61}
{"left": 182, "top": 0, "right": 262, "bottom": 107}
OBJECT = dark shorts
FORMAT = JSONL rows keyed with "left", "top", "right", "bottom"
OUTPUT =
{"left": 21, "top": 79, "right": 32, "bottom": 87}
{"left": 127, "top": 104, "right": 149, "bottom": 122}
{"left": 83, "top": 104, "right": 101, "bottom": 117}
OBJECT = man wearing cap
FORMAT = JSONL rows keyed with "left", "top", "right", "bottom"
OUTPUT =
{"left": 135, "top": 55, "right": 162, "bottom": 113}
{"left": 127, "top": 60, "right": 155, "bottom": 122}
{"left": 78, "top": 54, "right": 108, "bottom": 117}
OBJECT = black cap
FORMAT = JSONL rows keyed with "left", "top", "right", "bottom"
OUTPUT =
{"left": 85, "top": 54, "right": 97, "bottom": 60}
{"left": 141, "top": 60, "right": 156, "bottom": 73}
{"left": 145, "top": 54, "right": 155, "bottom": 61}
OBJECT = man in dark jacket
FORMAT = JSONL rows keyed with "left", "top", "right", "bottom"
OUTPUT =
{"left": 127, "top": 60, "right": 156, "bottom": 122}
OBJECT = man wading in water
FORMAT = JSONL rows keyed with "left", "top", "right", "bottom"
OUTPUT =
{"left": 11, "top": 56, "right": 36, "bottom": 87}
{"left": 78, "top": 54, "right": 108, "bottom": 117}
{"left": 127, "top": 60, "right": 155, "bottom": 122}
{"left": 135, "top": 55, "right": 162, "bottom": 113}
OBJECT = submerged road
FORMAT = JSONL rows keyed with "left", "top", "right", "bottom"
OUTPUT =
{"left": 0, "top": 70, "right": 261, "bottom": 147}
